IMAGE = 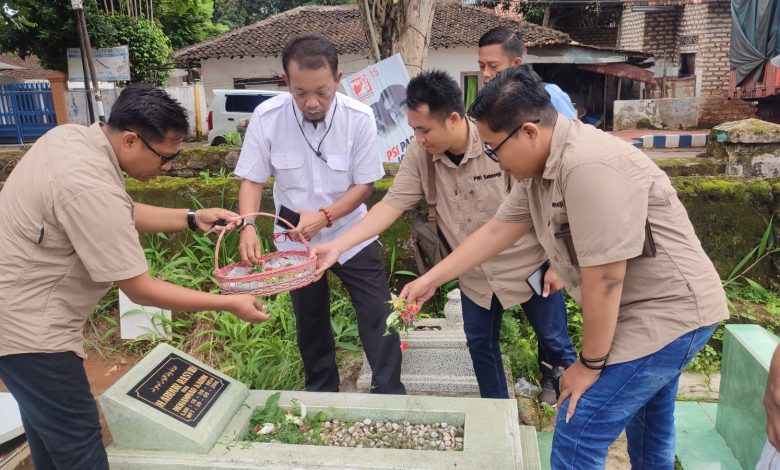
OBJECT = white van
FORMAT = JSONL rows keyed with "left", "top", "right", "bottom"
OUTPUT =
{"left": 207, "top": 89, "right": 284, "bottom": 146}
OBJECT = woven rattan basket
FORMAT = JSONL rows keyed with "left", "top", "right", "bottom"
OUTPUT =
{"left": 212, "top": 212, "right": 316, "bottom": 296}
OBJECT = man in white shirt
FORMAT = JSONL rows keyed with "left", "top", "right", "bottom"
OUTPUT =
{"left": 234, "top": 34, "right": 405, "bottom": 394}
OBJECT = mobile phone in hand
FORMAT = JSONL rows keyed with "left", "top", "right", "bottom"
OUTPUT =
{"left": 526, "top": 260, "right": 551, "bottom": 297}
{"left": 276, "top": 205, "right": 301, "bottom": 229}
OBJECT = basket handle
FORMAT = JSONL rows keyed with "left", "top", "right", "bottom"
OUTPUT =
{"left": 213, "top": 211, "right": 312, "bottom": 272}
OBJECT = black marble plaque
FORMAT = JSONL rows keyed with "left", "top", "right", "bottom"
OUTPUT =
{"left": 127, "top": 353, "right": 229, "bottom": 427}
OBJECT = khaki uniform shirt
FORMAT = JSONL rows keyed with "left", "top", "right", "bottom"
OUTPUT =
{"left": 0, "top": 123, "right": 148, "bottom": 359}
{"left": 495, "top": 116, "right": 728, "bottom": 364}
{"left": 383, "top": 119, "right": 546, "bottom": 309}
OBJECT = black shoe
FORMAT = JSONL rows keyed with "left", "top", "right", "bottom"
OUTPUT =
{"left": 538, "top": 365, "right": 565, "bottom": 406}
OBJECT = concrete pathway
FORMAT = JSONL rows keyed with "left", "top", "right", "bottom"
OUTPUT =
{"left": 610, "top": 129, "right": 709, "bottom": 142}
{"left": 645, "top": 148, "right": 703, "bottom": 160}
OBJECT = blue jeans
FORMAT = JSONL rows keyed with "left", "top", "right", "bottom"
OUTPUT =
{"left": 551, "top": 324, "right": 717, "bottom": 469}
{"left": 461, "top": 291, "right": 575, "bottom": 398}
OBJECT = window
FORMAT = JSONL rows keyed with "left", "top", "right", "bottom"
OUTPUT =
{"left": 463, "top": 74, "right": 480, "bottom": 111}
{"left": 678, "top": 53, "right": 696, "bottom": 78}
{"left": 224, "top": 94, "right": 273, "bottom": 113}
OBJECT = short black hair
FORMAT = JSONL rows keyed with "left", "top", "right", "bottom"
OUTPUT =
{"left": 469, "top": 65, "right": 557, "bottom": 133}
{"left": 282, "top": 34, "right": 338, "bottom": 76}
{"left": 478, "top": 26, "right": 526, "bottom": 59}
{"left": 107, "top": 85, "right": 189, "bottom": 141}
{"left": 405, "top": 70, "right": 466, "bottom": 121}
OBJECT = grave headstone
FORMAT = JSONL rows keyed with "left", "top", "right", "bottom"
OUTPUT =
{"left": 100, "top": 342, "right": 248, "bottom": 453}
{"left": 104, "top": 345, "right": 539, "bottom": 469}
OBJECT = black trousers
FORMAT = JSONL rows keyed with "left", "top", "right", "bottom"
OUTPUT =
{"left": 0, "top": 352, "right": 108, "bottom": 470}
{"left": 290, "top": 241, "right": 405, "bottom": 394}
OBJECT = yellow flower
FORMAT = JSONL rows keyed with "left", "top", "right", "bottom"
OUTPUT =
{"left": 389, "top": 294, "right": 406, "bottom": 312}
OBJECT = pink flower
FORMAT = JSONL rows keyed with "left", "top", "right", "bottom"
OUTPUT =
{"left": 407, "top": 304, "right": 421, "bottom": 315}
{"left": 400, "top": 341, "right": 409, "bottom": 352}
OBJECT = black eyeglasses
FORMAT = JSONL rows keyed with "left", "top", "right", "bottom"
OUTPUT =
{"left": 483, "top": 119, "right": 540, "bottom": 163}
{"left": 135, "top": 132, "right": 180, "bottom": 165}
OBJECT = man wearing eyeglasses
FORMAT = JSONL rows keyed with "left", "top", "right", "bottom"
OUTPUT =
{"left": 400, "top": 65, "right": 727, "bottom": 469}
{"left": 475, "top": 26, "right": 578, "bottom": 404}
{"left": 314, "top": 70, "right": 576, "bottom": 401}
{"left": 235, "top": 34, "right": 405, "bottom": 395}
{"left": 0, "top": 85, "right": 269, "bottom": 470}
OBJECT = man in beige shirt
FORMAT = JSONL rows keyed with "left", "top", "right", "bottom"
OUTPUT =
{"left": 0, "top": 85, "right": 267, "bottom": 470}
{"left": 401, "top": 66, "right": 728, "bottom": 468}
{"left": 314, "top": 70, "right": 575, "bottom": 401}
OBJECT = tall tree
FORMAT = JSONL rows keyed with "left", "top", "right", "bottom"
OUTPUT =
{"left": 156, "top": 0, "right": 228, "bottom": 50}
{"left": 0, "top": 0, "right": 172, "bottom": 85}
{"left": 0, "top": 0, "right": 113, "bottom": 71}
{"left": 212, "top": 0, "right": 356, "bottom": 30}
{"left": 357, "top": 0, "right": 435, "bottom": 75}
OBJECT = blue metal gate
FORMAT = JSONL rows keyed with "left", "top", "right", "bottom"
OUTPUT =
{"left": 0, "top": 82, "right": 57, "bottom": 145}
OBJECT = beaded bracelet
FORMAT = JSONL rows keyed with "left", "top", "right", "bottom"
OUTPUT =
{"left": 319, "top": 207, "right": 334, "bottom": 228}
{"left": 579, "top": 353, "right": 609, "bottom": 370}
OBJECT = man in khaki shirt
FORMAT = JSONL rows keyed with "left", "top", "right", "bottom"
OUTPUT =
{"left": 0, "top": 85, "right": 267, "bottom": 470}
{"left": 401, "top": 66, "right": 728, "bottom": 468}
{"left": 314, "top": 70, "right": 575, "bottom": 400}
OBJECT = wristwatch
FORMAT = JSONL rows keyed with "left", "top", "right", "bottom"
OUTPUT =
{"left": 240, "top": 219, "right": 256, "bottom": 231}
{"left": 187, "top": 209, "right": 198, "bottom": 231}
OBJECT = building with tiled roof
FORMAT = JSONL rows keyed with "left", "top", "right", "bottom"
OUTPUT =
{"left": 175, "top": 0, "right": 652, "bottom": 130}
{"left": 0, "top": 54, "right": 53, "bottom": 84}
{"left": 174, "top": 2, "right": 570, "bottom": 62}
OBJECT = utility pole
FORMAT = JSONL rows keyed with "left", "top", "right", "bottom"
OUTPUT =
{"left": 74, "top": 8, "right": 95, "bottom": 123}
{"left": 71, "top": 0, "right": 106, "bottom": 123}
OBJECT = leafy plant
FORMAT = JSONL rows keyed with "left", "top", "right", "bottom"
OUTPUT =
{"left": 722, "top": 216, "right": 779, "bottom": 294}
{"left": 500, "top": 309, "right": 538, "bottom": 385}
{"left": 224, "top": 131, "right": 242, "bottom": 146}
{"left": 245, "top": 392, "right": 326, "bottom": 445}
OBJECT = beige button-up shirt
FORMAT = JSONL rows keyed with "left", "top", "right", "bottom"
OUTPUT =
{"left": 0, "top": 123, "right": 148, "bottom": 359}
{"left": 383, "top": 119, "right": 546, "bottom": 309}
{"left": 495, "top": 116, "right": 728, "bottom": 364}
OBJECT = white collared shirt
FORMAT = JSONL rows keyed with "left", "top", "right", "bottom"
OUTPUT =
{"left": 235, "top": 92, "right": 384, "bottom": 263}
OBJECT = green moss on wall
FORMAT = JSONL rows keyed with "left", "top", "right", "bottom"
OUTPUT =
{"left": 124, "top": 175, "right": 780, "bottom": 288}
{"left": 672, "top": 177, "right": 776, "bottom": 286}
{"left": 654, "top": 158, "right": 725, "bottom": 177}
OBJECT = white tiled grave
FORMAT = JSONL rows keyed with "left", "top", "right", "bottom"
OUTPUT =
{"left": 102, "top": 344, "right": 540, "bottom": 469}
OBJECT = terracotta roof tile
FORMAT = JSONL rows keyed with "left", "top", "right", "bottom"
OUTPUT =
{"left": 174, "top": 1, "right": 570, "bottom": 61}
{"left": 0, "top": 54, "right": 52, "bottom": 80}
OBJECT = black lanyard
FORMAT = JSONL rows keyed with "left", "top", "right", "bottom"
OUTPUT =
{"left": 292, "top": 99, "right": 338, "bottom": 163}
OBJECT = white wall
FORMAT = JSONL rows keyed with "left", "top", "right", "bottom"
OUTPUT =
{"left": 65, "top": 85, "right": 208, "bottom": 136}
{"left": 200, "top": 48, "right": 484, "bottom": 109}
{"left": 200, "top": 53, "right": 372, "bottom": 107}
{"left": 198, "top": 45, "right": 622, "bottom": 111}
{"left": 427, "top": 47, "right": 482, "bottom": 85}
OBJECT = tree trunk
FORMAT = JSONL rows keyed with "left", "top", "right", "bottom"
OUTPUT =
{"left": 396, "top": 0, "right": 435, "bottom": 76}
{"left": 357, "top": 0, "right": 435, "bottom": 77}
